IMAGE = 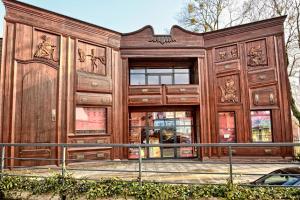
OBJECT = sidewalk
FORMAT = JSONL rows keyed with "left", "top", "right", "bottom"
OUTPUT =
{"left": 6, "top": 158, "right": 299, "bottom": 184}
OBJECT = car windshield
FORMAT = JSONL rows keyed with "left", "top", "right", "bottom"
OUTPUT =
{"left": 263, "top": 175, "right": 300, "bottom": 185}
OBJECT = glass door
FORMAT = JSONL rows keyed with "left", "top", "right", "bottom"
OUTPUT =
{"left": 176, "top": 112, "right": 193, "bottom": 158}
{"left": 129, "top": 111, "right": 195, "bottom": 159}
{"left": 161, "top": 126, "right": 176, "bottom": 158}
{"left": 148, "top": 128, "right": 161, "bottom": 158}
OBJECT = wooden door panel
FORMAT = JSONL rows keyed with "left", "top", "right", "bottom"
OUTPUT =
{"left": 76, "top": 92, "right": 112, "bottom": 105}
{"left": 250, "top": 85, "right": 278, "bottom": 108}
{"left": 166, "top": 85, "right": 199, "bottom": 95}
{"left": 77, "top": 72, "right": 112, "bottom": 93}
{"left": 15, "top": 62, "right": 58, "bottom": 166}
{"left": 215, "top": 61, "right": 239, "bottom": 74}
{"left": 128, "top": 86, "right": 162, "bottom": 95}
{"left": 128, "top": 95, "right": 162, "bottom": 105}
{"left": 166, "top": 95, "right": 200, "bottom": 105}
{"left": 248, "top": 69, "right": 277, "bottom": 86}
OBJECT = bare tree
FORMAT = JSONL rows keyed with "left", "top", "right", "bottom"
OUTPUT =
{"left": 177, "top": 0, "right": 248, "bottom": 32}
{"left": 242, "top": 0, "right": 300, "bottom": 124}
{"left": 178, "top": 0, "right": 300, "bottom": 124}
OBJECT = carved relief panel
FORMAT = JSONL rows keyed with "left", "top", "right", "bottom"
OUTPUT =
{"left": 215, "top": 44, "right": 238, "bottom": 63}
{"left": 250, "top": 85, "right": 278, "bottom": 108}
{"left": 216, "top": 75, "right": 240, "bottom": 104}
{"left": 77, "top": 41, "right": 106, "bottom": 75}
{"left": 246, "top": 39, "right": 268, "bottom": 68}
{"left": 33, "top": 30, "right": 60, "bottom": 63}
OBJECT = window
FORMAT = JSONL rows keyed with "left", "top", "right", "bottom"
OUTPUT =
{"left": 218, "top": 112, "right": 236, "bottom": 143}
{"left": 263, "top": 175, "right": 299, "bottom": 185}
{"left": 129, "top": 67, "right": 191, "bottom": 85}
{"left": 75, "top": 107, "right": 107, "bottom": 135}
{"left": 251, "top": 110, "right": 272, "bottom": 142}
{"left": 128, "top": 111, "right": 194, "bottom": 159}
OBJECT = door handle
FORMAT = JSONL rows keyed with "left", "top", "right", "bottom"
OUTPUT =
{"left": 258, "top": 75, "right": 266, "bottom": 80}
{"left": 269, "top": 93, "right": 275, "bottom": 104}
{"left": 51, "top": 109, "right": 56, "bottom": 122}
{"left": 91, "top": 82, "right": 99, "bottom": 87}
{"left": 254, "top": 94, "right": 259, "bottom": 105}
{"left": 224, "top": 64, "right": 230, "bottom": 69}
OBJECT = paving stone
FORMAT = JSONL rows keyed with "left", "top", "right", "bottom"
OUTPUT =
{"left": 5, "top": 160, "right": 299, "bottom": 184}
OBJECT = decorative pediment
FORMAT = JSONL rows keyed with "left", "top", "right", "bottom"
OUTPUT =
{"left": 121, "top": 25, "right": 204, "bottom": 48}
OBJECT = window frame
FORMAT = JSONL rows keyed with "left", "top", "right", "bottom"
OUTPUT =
{"left": 75, "top": 106, "right": 111, "bottom": 136}
{"left": 129, "top": 67, "right": 191, "bottom": 85}
{"left": 218, "top": 111, "right": 237, "bottom": 143}
{"left": 250, "top": 110, "right": 273, "bottom": 143}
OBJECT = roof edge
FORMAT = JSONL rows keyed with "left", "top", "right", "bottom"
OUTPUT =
{"left": 1, "top": 1, "right": 287, "bottom": 40}
{"left": 121, "top": 15, "right": 286, "bottom": 38}
{"left": 170, "top": 25, "right": 204, "bottom": 36}
{"left": 2, "top": 0, "right": 121, "bottom": 36}
{"left": 203, "top": 15, "right": 287, "bottom": 39}
{"left": 122, "top": 25, "right": 154, "bottom": 36}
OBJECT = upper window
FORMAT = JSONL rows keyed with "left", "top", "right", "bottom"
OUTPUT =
{"left": 130, "top": 67, "right": 191, "bottom": 85}
{"left": 251, "top": 110, "right": 272, "bottom": 142}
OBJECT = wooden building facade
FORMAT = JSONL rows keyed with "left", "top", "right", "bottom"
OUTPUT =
{"left": 0, "top": 0, "right": 293, "bottom": 166}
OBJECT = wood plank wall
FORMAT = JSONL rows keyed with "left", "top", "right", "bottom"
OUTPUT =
{"left": 0, "top": 0, "right": 293, "bottom": 166}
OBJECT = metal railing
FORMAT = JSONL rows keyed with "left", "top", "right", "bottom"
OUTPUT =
{"left": 0, "top": 142, "right": 299, "bottom": 187}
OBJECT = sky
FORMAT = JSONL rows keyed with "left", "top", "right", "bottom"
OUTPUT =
{"left": 0, "top": 0, "right": 187, "bottom": 37}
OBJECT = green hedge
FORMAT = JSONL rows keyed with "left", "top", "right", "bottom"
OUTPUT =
{"left": 0, "top": 174, "right": 299, "bottom": 200}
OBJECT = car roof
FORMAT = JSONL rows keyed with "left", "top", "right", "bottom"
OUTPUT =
{"left": 273, "top": 167, "right": 300, "bottom": 175}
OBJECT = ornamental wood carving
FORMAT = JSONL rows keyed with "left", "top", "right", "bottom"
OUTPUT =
{"left": 215, "top": 45, "right": 238, "bottom": 62}
{"left": 246, "top": 39, "right": 268, "bottom": 67}
{"left": 217, "top": 76, "right": 240, "bottom": 103}
{"left": 34, "top": 35, "right": 58, "bottom": 62}
{"left": 77, "top": 41, "right": 106, "bottom": 75}
{"left": 78, "top": 48, "right": 106, "bottom": 72}
{"left": 247, "top": 46, "right": 266, "bottom": 66}
{"left": 148, "top": 35, "right": 176, "bottom": 45}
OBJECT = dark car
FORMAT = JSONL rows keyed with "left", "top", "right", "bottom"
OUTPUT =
{"left": 251, "top": 167, "right": 300, "bottom": 186}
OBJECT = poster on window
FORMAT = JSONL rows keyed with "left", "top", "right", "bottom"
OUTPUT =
{"left": 130, "top": 112, "right": 146, "bottom": 127}
{"left": 76, "top": 107, "right": 106, "bottom": 134}
{"left": 128, "top": 148, "right": 146, "bottom": 159}
{"left": 251, "top": 111, "right": 272, "bottom": 142}
{"left": 218, "top": 112, "right": 236, "bottom": 143}
{"left": 180, "top": 147, "right": 193, "bottom": 157}
{"left": 129, "top": 128, "right": 142, "bottom": 144}
{"left": 149, "top": 137, "right": 161, "bottom": 158}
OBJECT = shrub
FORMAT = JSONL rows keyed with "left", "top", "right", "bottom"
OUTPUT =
{"left": 0, "top": 174, "right": 298, "bottom": 200}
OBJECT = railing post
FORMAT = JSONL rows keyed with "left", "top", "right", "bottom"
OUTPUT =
{"left": 0, "top": 146, "right": 5, "bottom": 200}
{"left": 61, "top": 145, "right": 66, "bottom": 177}
{"left": 228, "top": 145, "right": 233, "bottom": 184}
{"left": 61, "top": 145, "right": 66, "bottom": 200}
{"left": 138, "top": 146, "right": 142, "bottom": 185}
{"left": 0, "top": 146, "right": 5, "bottom": 179}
